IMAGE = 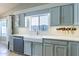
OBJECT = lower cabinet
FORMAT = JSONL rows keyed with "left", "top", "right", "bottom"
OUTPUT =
{"left": 43, "top": 43, "right": 67, "bottom": 56}
{"left": 24, "top": 41, "right": 31, "bottom": 55}
{"left": 9, "top": 36, "right": 79, "bottom": 56}
{"left": 43, "top": 39, "right": 68, "bottom": 56}
{"left": 68, "top": 42, "right": 79, "bottom": 56}
{"left": 54, "top": 45, "right": 67, "bottom": 56}
{"left": 43, "top": 43, "right": 53, "bottom": 56}
{"left": 32, "top": 42, "right": 42, "bottom": 56}
{"left": 24, "top": 40, "right": 42, "bottom": 56}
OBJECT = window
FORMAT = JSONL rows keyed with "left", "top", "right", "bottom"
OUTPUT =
{"left": 29, "top": 13, "right": 49, "bottom": 31}
{"left": 2, "top": 20, "right": 7, "bottom": 36}
{"left": 0, "top": 19, "right": 7, "bottom": 36}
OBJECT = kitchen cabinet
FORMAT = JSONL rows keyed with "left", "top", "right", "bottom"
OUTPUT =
{"left": 60, "top": 4, "right": 74, "bottom": 25}
{"left": 68, "top": 42, "right": 79, "bottom": 56}
{"left": 54, "top": 45, "right": 67, "bottom": 56}
{"left": 13, "top": 36, "right": 24, "bottom": 54}
{"left": 19, "top": 13, "right": 25, "bottom": 27}
{"left": 50, "top": 6, "right": 60, "bottom": 26}
{"left": 50, "top": 4, "right": 74, "bottom": 26}
{"left": 43, "top": 43, "right": 53, "bottom": 56}
{"left": 15, "top": 4, "right": 74, "bottom": 27}
{"left": 32, "top": 42, "right": 42, "bottom": 56}
{"left": 24, "top": 40, "right": 31, "bottom": 55}
{"left": 43, "top": 39, "right": 68, "bottom": 56}
{"left": 10, "top": 35, "right": 79, "bottom": 56}
{"left": 74, "top": 4, "right": 79, "bottom": 25}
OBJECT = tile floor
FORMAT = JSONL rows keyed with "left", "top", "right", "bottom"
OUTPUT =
{"left": 0, "top": 43, "right": 22, "bottom": 56}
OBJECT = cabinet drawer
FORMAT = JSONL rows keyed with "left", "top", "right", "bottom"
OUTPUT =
{"left": 43, "top": 39, "right": 67, "bottom": 45}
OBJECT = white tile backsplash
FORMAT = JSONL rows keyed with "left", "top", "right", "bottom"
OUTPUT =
{"left": 17, "top": 26, "right": 79, "bottom": 37}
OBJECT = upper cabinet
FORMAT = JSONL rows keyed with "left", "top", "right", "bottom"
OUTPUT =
{"left": 50, "top": 6, "right": 60, "bottom": 26}
{"left": 19, "top": 13, "right": 25, "bottom": 27}
{"left": 74, "top": 4, "right": 79, "bottom": 25}
{"left": 16, "top": 13, "right": 29, "bottom": 28}
{"left": 50, "top": 4, "right": 74, "bottom": 26}
{"left": 14, "top": 3, "right": 79, "bottom": 28}
{"left": 60, "top": 4, "right": 74, "bottom": 25}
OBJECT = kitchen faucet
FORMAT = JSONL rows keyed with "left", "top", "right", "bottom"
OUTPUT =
{"left": 36, "top": 31, "right": 39, "bottom": 35}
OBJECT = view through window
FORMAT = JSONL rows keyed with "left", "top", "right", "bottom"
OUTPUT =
{"left": 0, "top": 19, "right": 7, "bottom": 36}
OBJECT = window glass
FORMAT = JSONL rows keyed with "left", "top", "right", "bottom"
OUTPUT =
{"left": 40, "top": 13, "right": 49, "bottom": 31}
{"left": 0, "top": 20, "right": 7, "bottom": 36}
{"left": 31, "top": 16, "right": 39, "bottom": 31}
{"left": 2, "top": 20, "right": 7, "bottom": 36}
{"left": 29, "top": 13, "right": 49, "bottom": 31}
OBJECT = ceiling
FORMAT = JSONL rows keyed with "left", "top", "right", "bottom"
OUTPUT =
{"left": 0, "top": 3, "right": 19, "bottom": 15}
{"left": 0, "top": 3, "right": 47, "bottom": 17}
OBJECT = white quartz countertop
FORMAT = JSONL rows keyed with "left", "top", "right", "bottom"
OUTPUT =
{"left": 12, "top": 34, "right": 79, "bottom": 42}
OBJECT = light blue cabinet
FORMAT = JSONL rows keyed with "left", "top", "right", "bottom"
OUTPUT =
{"left": 50, "top": 6, "right": 60, "bottom": 26}
{"left": 74, "top": 4, "right": 79, "bottom": 25}
{"left": 43, "top": 39, "right": 68, "bottom": 56}
{"left": 24, "top": 41, "right": 32, "bottom": 55}
{"left": 19, "top": 13, "right": 25, "bottom": 27}
{"left": 43, "top": 43, "right": 53, "bottom": 56}
{"left": 32, "top": 42, "right": 42, "bottom": 56}
{"left": 68, "top": 42, "right": 79, "bottom": 56}
{"left": 50, "top": 4, "right": 74, "bottom": 26}
{"left": 60, "top": 4, "right": 74, "bottom": 25}
{"left": 54, "top": 45, "right": 67, "bottom": 56}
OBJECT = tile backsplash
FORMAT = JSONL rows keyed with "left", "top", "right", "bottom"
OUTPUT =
{"left": 18, "top": 26, "right": 79, "bottom": 37}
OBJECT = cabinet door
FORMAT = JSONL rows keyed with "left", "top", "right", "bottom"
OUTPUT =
{"left": 32, "top": 42, "right": 42, "bottom": 56}
{"left": 54, "top": 45, "right": 67, "bottom": 56}
{"left": 24, "top": 41, "right": 31, "bottom": 55}
{"left": 50, "top": 6, "right": 60, "bottom": 26}
{"left": 68, "top": 42, "right": 79, "bottom": 56}
{"left": 74, "top": 4, "right": 79, "bottom": 25}
{"left": 61, "top": 4, "right": 74, "bottom": 25}
{"left": 43, "top": 43, "right": 53, "bottom": 56}
{"left": 19, "top": 13, "right": 25, "bottom": 27}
